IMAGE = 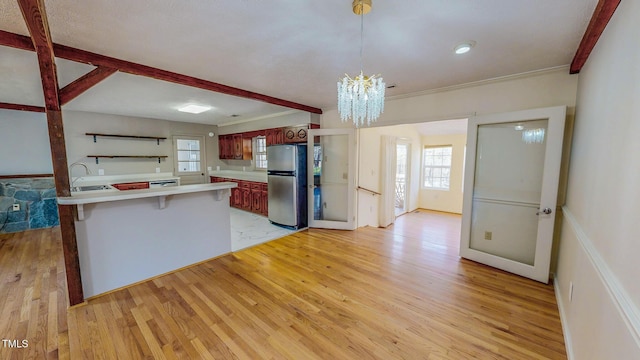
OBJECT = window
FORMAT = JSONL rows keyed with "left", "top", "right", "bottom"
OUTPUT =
{"left": 254, "top": 136, "right": 267, "bottom": 170}
{"left": 423, "top": 145, "right": 452, "bottom": 190}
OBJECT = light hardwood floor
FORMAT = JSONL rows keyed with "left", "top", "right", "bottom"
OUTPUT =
{"left": 0, "top": 210, "right": 566, "bottom": 359}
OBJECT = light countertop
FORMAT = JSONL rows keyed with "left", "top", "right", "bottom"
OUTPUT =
{"left": 209, "top": 170, "right": 267, "bottom": 183}
{"left": 72, "top": 172, "right": 180, "bottom": 187}
{"left": 58, "top": 182, "right": 237, "bottom": 205}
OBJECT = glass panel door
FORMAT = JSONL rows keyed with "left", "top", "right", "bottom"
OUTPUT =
{"left": 173, "top": 135, "right": 206, "bottom": 184}
{"left": 460, "top": 106, "right": 566, "bottom": 283}
{"left": 469, "top": 119, "right": 548, "bottom": 265}
{"left": 307, "top": 128, "right": 356, "bottom": 230}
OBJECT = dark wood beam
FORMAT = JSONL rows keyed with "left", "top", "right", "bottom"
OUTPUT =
{"left": 0, "top": 174, "right": 53, "bottom": 179}
{"left": 570, "top": 0, "right": 621, "bottom": 74}
{"left": 0, "top": 101, "right": 45, "bottom": 112}
{"left": 59, "top": 66, "right": 117, "bottom": 105}
{"left": 0, "top": 29, "right": 322, "bottom": 114}
{"left": 0, "top": 29, "right": 35, "bottom": 51}
{"left": 52, "top": 44, "right": 323, "bottom": 114}
{"left": 18, "top": 0, "right": 84, "bottom": 306}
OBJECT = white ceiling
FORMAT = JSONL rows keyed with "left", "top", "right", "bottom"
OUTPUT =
{"left": 0, "top": 0, "right": 597, "bottom": 126}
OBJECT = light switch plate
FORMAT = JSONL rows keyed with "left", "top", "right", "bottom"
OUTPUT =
{"left": 98, "top": 169, "right": 105, "bottom": 176}
{"left": 156, "top": 167, "right": 161, "bottom": 173}
{"left": 12, "top": 204, "right": 20, "bottom": 211}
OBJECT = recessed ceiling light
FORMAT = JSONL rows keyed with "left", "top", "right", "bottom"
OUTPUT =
{"left": 454, "top": 41, "right": 476, "bottom": 55}
{"left": 177, "top": 104, "right": 211, "bottom": 114}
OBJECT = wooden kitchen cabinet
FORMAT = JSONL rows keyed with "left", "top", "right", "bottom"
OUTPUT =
{"left": 251, "top": 188, "right": 262, "bottom": 213}
{"left": 218, "top": 135, "right": 234, "bottom": 159}
{"left": 221, "top": 179, "right": 268, "bottom": 216}
{"left": 242, "top": 137, "right": 252, "bottom": 160}
{"left": 231, "top": 185, "right": 242, "bottom": 208}
{"left": 266, "top": 128, "right": 284, "bottom": 146}
{"left": 232, "top": 134, "right": 243, "bottom": 159}
{"left": 111, "top": 181, "right": 149, "bottom": 190}
{"left": 238, "top": 181, "right": 252, "bottom": 210}
{"left": 261, "top": 183, "right": 268, "bottom": 216}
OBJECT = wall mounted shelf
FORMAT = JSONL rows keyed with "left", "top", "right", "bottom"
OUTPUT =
{"left": 87, "top": 155, "right": 168, "bottom": 164}
{"left": 86, "top": 133, "right": 167, "bottom": 145}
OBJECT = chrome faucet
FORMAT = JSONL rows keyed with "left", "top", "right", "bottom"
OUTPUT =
{"left": 69, "top": 161, "right": 92, "bottom": 189}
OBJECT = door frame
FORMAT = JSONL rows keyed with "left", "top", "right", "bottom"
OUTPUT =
{"left": 307, "top": 128, "right": 356, "bottom": 230}
{"left": 395, "top": 140, "right": 411, "bottom": 217}
{"left": 173, "top": 134, "right": 206, "bottom": 184}
{"left": 460, "top": 106, "right": 566, "bottom": 283}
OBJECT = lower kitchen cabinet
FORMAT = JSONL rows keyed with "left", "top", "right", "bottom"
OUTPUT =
{"left": 239, "top": 181, "right": 252, "bottom": 211}
{"left": 211, "top": 176, "right": 267, "bottom": 216}
{"left": 261, "top": 183, "right": 268, "bottom": 216}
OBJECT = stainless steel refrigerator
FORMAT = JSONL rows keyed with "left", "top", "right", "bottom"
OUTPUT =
{"left": 267, "top": 144, "right": 307, "bottom": 229}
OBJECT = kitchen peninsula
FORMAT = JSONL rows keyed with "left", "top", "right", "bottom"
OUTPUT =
{"left": 57, "top": 182, "right": 237, "bottom": 298}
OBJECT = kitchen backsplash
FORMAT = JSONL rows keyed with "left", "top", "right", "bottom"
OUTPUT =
{"left": 0, "top": 177, "right": 59, "bottom": 234}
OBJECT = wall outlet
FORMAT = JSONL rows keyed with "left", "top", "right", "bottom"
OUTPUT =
{"left": 484, "top": 231, "right": 492, "bottom": 240}
{"left": 12, "top": 203, "right": 20, "bottom": 211}
{"left": 156, "top": 167, "right": 161, "bottom": 173}
{"left": 98, "top": 169, "right": 105, "bottom": 176}
{"left": 569, "top": 281, "right": 574, "bottom": 302}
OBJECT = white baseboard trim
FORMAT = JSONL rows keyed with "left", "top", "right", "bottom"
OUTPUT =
{"left": 562, "top": 206, "right": 640, "bottom": 348}
{"left": 553, "top": 274, "right": 575, "bottom": 360}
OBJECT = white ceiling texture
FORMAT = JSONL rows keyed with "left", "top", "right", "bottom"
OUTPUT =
{"left": 0, "top": 0, "right": 597, "bottom": 129}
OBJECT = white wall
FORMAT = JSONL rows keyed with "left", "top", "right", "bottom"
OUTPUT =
{"left": 419, "top": 133, "right": 466, "bottom": 214}
{"left": 357, "top": 124, "right": 422, "bottom": 227}
{"left": 555, "top": 0, "right": 640, "bottom": 358}
{"left": 63, "top": 111, "right": 218, "bottom": 177}
{"left": 0, "top": 109, "right": 53, "bottom": 175}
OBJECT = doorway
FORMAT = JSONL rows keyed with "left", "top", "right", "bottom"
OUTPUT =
{"left": 395, "top": 142, "right": 410, "bottom": 217}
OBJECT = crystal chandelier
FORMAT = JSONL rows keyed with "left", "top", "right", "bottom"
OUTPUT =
{"left": 338, "top": 0, "right": 385, "bottom": 127}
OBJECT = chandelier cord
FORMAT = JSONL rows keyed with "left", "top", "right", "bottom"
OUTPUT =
{"left": 359, "top": 1, "right": 364, "bottom": 73}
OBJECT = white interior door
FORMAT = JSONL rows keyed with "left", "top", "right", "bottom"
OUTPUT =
{"left": 307, "top": 128, "right": 356, "bottom": 230}
{"left": 173, "top": 135, "right": 206, "bottom": 184}
{"left": 460, "top": 106, "right": 566, "bottom": 283}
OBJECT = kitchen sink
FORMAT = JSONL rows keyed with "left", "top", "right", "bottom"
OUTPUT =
{"left": 71, "top": 184, "right": 113, "bottom": 192}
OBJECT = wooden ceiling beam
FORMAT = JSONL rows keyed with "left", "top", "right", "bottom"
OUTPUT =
{"left": 59, "top": 66, "right": 117, "bottom": 106}
{"left": 570, "top": 0, "right": 621, "bottom": 74}
{"left": 0, "top": 29, "right": 35, "bottom": 51}
{"left": 0, "top": 101, "right": 45, "bottom": 112}
{"left": 18, "top": 0, "right": 59, "bottom": 111}
{"left": 0, "top": 30, "right": 322, "bottom": 114}
{"left": 18, "top": 0, "right": 84, "bottom": 306}
{"left": 52, "top": 44, "right": 323, "bottom": 114}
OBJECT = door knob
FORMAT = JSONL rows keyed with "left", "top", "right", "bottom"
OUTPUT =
{"left": 536, "top": 207, "right": 552, "bottom": 215}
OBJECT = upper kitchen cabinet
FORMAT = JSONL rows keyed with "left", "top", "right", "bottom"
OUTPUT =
{"left": 266, "top": 128, "right": 284, "bottom": 146}
{"left": 218, "top": 124, "right": 319, "bottom": 160}
{"left": 232, "top": 134, "right": 243, "bottom": 159}
{"left": 218, "top": 135, "right": 233, "bottom": 159}
{"left": 218, "top": 133, "right": 252, "bottom": 160}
